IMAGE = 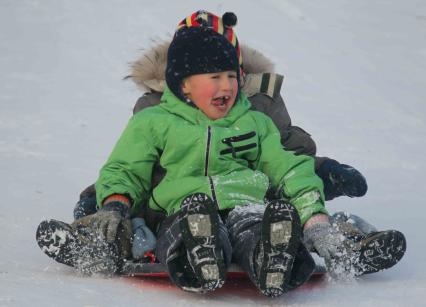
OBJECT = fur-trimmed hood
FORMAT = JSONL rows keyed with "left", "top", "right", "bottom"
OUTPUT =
{"left": 128, "top": 40, "right": 275, "bottom": 93}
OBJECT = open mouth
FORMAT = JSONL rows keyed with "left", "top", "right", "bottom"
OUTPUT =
{"left": 211, "top": 95, "right": 231, "bottom": 107}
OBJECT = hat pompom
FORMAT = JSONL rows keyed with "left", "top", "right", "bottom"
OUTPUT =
{"left": 222, "top": 12, "right": 237, "bottom": 27}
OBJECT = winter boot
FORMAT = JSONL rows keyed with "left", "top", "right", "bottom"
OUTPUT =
{"left": 330, "top": 211, "right": 377, "bottom": 240}
{"left": 179, "top": 193, "right": 225, "bottom": 292}
{"left": 36, "top": 219, "right": 122, "bottom": 275}
{"left": 166, "top": 244, "right": 205, "bottom": 292}
{"left": 329, "top": 212, "right": 406, "bottom": 276}
{"left": 73, "top": 196, "right": 97, "bottom": 220}
{"left": 286, "top": 244, "right": 317, "bottom": 290}
{"left": 316, "top": 159, "right": 368, "bottom": 201}
{"left": 352, "top": 230, "right": 406, "bottom": 276}
{"left": 74, "top": 184, "right": 97, "bottom": 220}
{"left": 255, "top": 201, "right": 302, "bottom": 297}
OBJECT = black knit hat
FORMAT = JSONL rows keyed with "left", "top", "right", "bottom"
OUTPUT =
{"left": 176, "top": 11, "right": 242, "bottom": 69}
{"left": 165, "top": 26, "right": 240, "bottom": 101}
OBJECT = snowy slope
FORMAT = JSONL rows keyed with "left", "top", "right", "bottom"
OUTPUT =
{"left": 1, "top": 0, "right": 425, "bottom": 306}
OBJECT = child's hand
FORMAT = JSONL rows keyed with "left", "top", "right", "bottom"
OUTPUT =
{"left": 90, "top": 201, "right": 130, "bottom": 243}
{"left": 303, "top": 214, "right": 355, "bottom": 277}
{"left": 131, "top": 217, "right": 157, "bottom": 259}
{"left": 303, "top": 215, "right": 345, "bottom": 259}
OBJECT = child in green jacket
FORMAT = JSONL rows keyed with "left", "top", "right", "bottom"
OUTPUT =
{"left": 36, "top": 12, "right": 406, "bottom": 297}
{"left": 97, "top": 25, "right": 328, "bottom": 296}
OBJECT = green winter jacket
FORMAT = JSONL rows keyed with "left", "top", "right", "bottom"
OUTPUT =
{"left": 96, "top": 87, "right": 327, "bottom": 225}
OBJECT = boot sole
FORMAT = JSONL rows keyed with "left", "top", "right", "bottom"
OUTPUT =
{"left": 356, "top": 230, "right": 406, "bottom": 275}
{"left": 36, "top": 219, "right": 77, "bottom": 267}
{"left": 259, "top": 201, "right": 301, "bottom": 297}
{"left": 179, "top": 193, "right": 225, "bottom": 291}
{"left": 36, "top": 219, "right": 120, "bottom": 275}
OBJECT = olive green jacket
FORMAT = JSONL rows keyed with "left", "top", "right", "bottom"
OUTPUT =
{"left": 96, "top": 87, "right": 327, "bottom": 224}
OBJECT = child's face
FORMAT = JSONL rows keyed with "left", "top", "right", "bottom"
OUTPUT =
{"left": 181, "top": 71, "right": 238, "bottom": 120}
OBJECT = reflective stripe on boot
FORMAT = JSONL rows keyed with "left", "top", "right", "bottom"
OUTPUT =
{"left": 257, "top": 201, "right": 301, "bottom": 297}
{"left": 179, "top": 193, "right": 225, "bottom": 292}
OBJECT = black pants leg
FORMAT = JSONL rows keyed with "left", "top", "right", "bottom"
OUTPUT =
{"left": 225, "top": 205, "right": 263, "bottom": 282}
{"left": 155, "top": 212, "right": 232, "bottom": 290}
{"left": 225, "top": 204, "right": 316, "bottom": 291}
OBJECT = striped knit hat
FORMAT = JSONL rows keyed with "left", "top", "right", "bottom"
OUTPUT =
{"left": 176, "top": 11, "right": 243, "bottom": 70}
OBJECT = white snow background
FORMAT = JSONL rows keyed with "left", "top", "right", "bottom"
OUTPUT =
{"left": 1, "top": 0, "right": 425, "bottom": 306}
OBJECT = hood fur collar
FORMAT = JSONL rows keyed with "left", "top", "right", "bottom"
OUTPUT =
{"left": 127, "top": 40, "right": 275, "bottom": 92}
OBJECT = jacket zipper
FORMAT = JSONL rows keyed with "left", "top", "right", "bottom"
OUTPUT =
{"left": 208, "top": 176, "right": 219, "bottom": 210}
{"left": 204, "top": 126, "right": 212, "bottom": 176}
{"left": 205, "top": 126, "right": 219, "bottom": 209}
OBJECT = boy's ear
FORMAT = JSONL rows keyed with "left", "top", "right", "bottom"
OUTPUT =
{"left": 181, "top": 79, "right": 191, "bottom": 96}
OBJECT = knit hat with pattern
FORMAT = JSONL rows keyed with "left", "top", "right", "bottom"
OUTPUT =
{"left": 165, "top": 26, "right": 240, "bottom": 102}
{"left": 176, "top": 11, "right": 242, "bottom": 69}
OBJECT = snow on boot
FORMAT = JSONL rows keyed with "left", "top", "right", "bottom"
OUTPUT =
{"left": 256, "top": 201, "right": 301, "bottom": 297}
{"left": 36, "top": 219, "right": 121, "bottom": 276}
{"left": 179, "top": 193, "right": 225, "bottom": 292}
{"left": 330, "top": 211, "right": 378, "bottom": 240}
{"left": 328, "top": 212, "right": 406, "bottom": 276}
{"left": 36, "top": 219, "right": 78, "bottom": 267}
{"left": 352, "top": 230, "right": 406, "bottom": 276}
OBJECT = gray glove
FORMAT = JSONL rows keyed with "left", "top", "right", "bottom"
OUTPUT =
{"left": 131, "top": 218, "right": 157, "bottom": 260}
{"left": 90, "top": 201, "right": 130, "bottom": 243}
{"left": 303, "top": 222, "right": 355, "bottom": 278}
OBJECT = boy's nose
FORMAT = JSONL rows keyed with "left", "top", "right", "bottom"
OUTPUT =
{"left": 220, "top": 76, "right": 233, "bottom": 90}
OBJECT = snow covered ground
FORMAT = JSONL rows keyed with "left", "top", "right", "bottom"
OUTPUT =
{"left": 1, "top": 0, "right": 425, "bottom": 306}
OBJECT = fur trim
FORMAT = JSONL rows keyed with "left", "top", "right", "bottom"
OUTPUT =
{"left": 127, "top": 40, "right": 275, "bottom": 92}
{"left": 240, "top": 44, "right": 274, "bottom": 75}
{"left": 127, "top": 40, "right": 169, "bottom": 92}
